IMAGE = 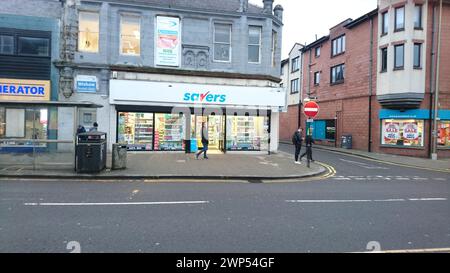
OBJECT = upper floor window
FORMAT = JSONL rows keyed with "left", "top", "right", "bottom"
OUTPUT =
{"left": 414, "top": 5, "right": 423, "bottom": 29}
{"left": 414, "top": 43, "right": 422, "bottom": 69}
{"left": 120, "top": 15, "right": 140, "bottom": 56}
{"left": 290, "top": 78, "right": 299, "bottom": 94}
{"left": 395, "top": 6, "right": 405, "bottom": 32}
{"left": 213, "top": 23, "right": 232, "bottom": 62}
{"left": 0, "top": 35, "right": 14, "bottom": 55}
{"left": 291, "top": 57, "right": 300, "bottom": 72}
{"left": 332, "top": 35, "right": 345, "bottom": 57}
{"left": 381, "top": 11, "right": 389, "bottom": 35}
{"left": 248, "top": 26, "right": 261, "bottom": 63}
{"left": 315, "top": 46, "right": 321, "bottom": 57}
{"left": 331, "top": 64, "right": 345, "bottom": 84}
{"left": 18, "top": 37, "right": 50, "bottom": 57}
{"left": 272, "top": 30, "right": 278, "bottom": 67}
{"left": 394, "top": 44, "right": 404, "bottom": 69}
{"left": 381, "top": 47, "right": 388, "bottom": 73}
{"left": 78, "top": 11, "right": 100, "bottom": 53}
{"left": 314, "top": 71, "right": 320, "bottom": 85}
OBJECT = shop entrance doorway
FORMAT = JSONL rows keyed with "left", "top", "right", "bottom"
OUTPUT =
{"left": 193, "top": 115, "right": 225, "bottom": 153}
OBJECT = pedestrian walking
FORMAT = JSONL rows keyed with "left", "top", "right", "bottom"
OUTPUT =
{"left": 196, "top": 122, "right": 209, "bottom": 160}
{"left": 292, "top": 127, "right": 303, "bottom": 164}
{"left": 300, "top": 133, "right": 315, "bottom": 167}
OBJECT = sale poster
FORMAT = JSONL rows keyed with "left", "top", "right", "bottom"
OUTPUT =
{"left": 403, "top": 122, "right": 419, "bottom": 140}
{"left": 384, "top": 122, "right": 400, "bottom": 143}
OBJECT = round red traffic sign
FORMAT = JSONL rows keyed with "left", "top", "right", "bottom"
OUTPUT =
{"left": 304, "top": 101, "right": 319, "bottom": 118}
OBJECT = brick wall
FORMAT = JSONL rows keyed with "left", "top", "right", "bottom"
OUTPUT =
{"left": 300, "top": 13, "right": 378, "bottom": 152}
{"left": 438, "top": 3, "right": 450, "bottom": 110}
{"left": 279, "top": 105, "right": 299, "bottom": 142}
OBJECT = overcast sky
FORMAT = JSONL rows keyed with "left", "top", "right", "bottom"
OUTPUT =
{"left": 249, "top": 0, "right": 378, "bottom": 59}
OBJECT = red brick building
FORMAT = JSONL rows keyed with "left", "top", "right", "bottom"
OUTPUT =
{"left": 300, "top": 10, "right": 378, "bottom": 152}
{"left": 283, "top": 0, "right": 450, "bottom": 158}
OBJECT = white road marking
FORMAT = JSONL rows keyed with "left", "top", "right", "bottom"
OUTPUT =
{"left": 408, "top": 198, "right": 447, "bottom": 201}
{"left": 354, "top": 247, "right": 450, "bottom": 253}
{"left": 339, "top": 159, "right": 390, "bottom": 170}
{"left": 286, "top": 200, "right": 373, "bottom": 203}
{"left": 286, "top": 198, "right": 448, "bottom": 204}
{"left": 373, "top": 199, "right": 406, "bottom": 202}
{"left": 332, "top": 175, "right": 443, "bottom": 181}
{"left": 24, "top": 201, "right": 210, "bottom": 206}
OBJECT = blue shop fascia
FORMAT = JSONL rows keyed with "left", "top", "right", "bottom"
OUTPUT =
{"left": 378, "top": 109, "right": 450, "bottom": 149}
{"left": 0, "top": 14, "right": 60, "bottom": 152}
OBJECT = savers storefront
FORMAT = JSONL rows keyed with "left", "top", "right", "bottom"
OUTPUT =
{"left": 109, "top": 80, "right": 285, "bottom": 153}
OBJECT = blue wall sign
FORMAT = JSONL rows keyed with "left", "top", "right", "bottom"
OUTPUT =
{"left": 75, "top": 75, "right": 97, "bottom": 93}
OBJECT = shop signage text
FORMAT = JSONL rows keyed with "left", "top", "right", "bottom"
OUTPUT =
{"left": 0, "top": 78, "right": 50, "bottom": 101}
{"left": 110, "top": 80, "right": 286, "bottom": 110}
{"left": 155, "top": 16, "right": 181, "bottom": 67}
{"left": 403, "top": 122, "right": 419, "bottom": 140}
{"left": 384, "top": 122, "right": 400, "bottom": 140}
{"left": 183, "top": 92, "right": 227, "bottom": 103}
{"left": 75, "top": 75, "right": 98, "bottom": 93}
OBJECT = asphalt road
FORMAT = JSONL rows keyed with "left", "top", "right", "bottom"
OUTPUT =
{"left": 0, "top": 144, "right": 449, "bottom": 253}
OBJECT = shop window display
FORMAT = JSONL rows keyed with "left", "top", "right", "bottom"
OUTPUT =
{"left": 438, "top": 121, "right": 450, "bottom": 148}
{"left": 118, "top": 112, "right": 154, "bottom": 151}
{"left": 154, "top": 114, "right": 185, "bottom": 151}
{"left": 0, "top": 108, "right": 48, "bottom": 148}
{"left": 226, "top": 116, "right": 269, "bottom": 151}
{"left": 381, "top": 119, "right": 424, "bottom": 147}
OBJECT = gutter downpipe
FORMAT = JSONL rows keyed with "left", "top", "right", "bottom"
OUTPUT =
{"left": 429, "top": 0, "right": 436, "bottom": 159}
{"left": 432, "top": 0, "right": 443, "bottom": 160}
{"left": 298, "top": 50, "right": 303, "bottom": 129}
{"left": 368, "top": 15, "right": 374, "bottom": 153}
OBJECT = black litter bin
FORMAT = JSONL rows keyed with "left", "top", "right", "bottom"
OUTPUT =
{"left": 75, "top": 132, "right": 107, "bottom": 173}
{"left": 112, "top": 143, "right": 127, "bottom": 170}
{"left": 341, "top": 134, "right": 352, "bottom": 149}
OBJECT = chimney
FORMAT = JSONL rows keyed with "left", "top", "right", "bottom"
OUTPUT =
{"left": 263, "top": 0, "right": 274, "bottom": 15}
{"left": 238, "top": 0, "right": 248, "bottom": 13}
{"left": 273, "top": 4, "right": 283, "bottom": 21}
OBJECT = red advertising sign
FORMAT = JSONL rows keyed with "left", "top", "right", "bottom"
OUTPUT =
{"left": 304, "top": 101, "right": 319, "bottom": 118}
{"left": 403, "top": 122, "right": 419, "bottom": 140}
{"left": 384, "top": 122, "right": 400, "bottom": 140}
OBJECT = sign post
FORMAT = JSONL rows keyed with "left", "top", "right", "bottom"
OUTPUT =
{"left": 304, "top": 101, "right": 319, "bottom": 136}
{"left": 304, "top": 101, "right": 319, "bottom": 118}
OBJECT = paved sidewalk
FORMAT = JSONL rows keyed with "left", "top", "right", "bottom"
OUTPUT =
{"left": 0, "top": 151, "right": 326, "bottom": 180}
{"left": 281, "top": 142, "right": 450, "bottom": 172}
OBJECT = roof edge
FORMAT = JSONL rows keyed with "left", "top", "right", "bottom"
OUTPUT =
{"left": 301, "top": 36, "right": 330, "bottom": 52}
{"left": 345, "top": 8, "right": 379, "bottom": 29}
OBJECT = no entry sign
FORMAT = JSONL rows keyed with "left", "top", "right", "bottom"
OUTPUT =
{"left": 304, "top": 101, "right": 319, "bottom": 118}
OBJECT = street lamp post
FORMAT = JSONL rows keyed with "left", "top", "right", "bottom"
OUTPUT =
{"left": 431, "top": 0, "right": 443, "bottom": 160}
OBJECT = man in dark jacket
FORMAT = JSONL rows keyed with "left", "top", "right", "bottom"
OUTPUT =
{"left": 300, "top": 133, "right": 315, "bottom": 164}
{"left": 292, "top": 127, "right": 303, "bottom": 164}
{"left": 196, "top": 122, "right": 209, "bottom": 160}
